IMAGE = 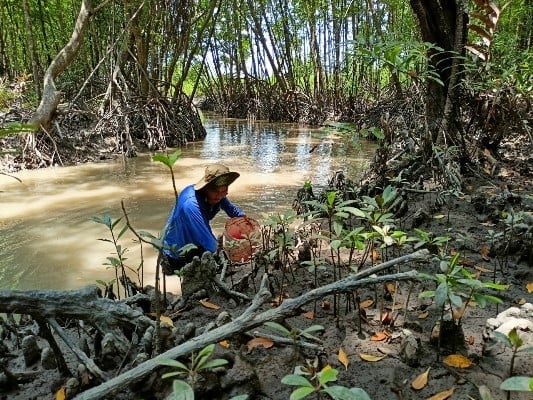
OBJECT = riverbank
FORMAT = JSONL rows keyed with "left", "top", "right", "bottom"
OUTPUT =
{"left": 1, "top": 103, "right": 532, "bottom": 399}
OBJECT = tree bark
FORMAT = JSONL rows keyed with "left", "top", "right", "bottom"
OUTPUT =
{"left": 0, "top": 285, "right": 155, "bottom": 353}
{"left": 27, "top": 0, "right": 93, "bottom": 134}
{"left": 409, "top": 0, "right": 468, "bottom": 149}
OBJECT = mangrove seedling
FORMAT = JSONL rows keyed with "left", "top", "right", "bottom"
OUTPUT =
{"left": 159, "top": 343, "right": 228, "bottom": 391}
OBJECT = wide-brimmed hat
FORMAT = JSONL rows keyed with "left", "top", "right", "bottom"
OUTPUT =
{"left": 194, "top": 163, "right": 240, "bottom": 191}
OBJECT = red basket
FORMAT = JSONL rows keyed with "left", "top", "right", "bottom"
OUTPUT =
{"left": 224, "top": 217, "right": 261, "bottom": 262}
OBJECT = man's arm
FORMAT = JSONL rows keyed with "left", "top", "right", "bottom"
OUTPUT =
{"left": 220, "top": 198, "right": 244, "bottom": 218}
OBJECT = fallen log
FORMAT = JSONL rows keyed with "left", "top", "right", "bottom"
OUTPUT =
{"left": 73, "top": 249, "right": 429, "bottom": 399}
{"left": 0, "top": 285, "right": 155, "bottom": 353}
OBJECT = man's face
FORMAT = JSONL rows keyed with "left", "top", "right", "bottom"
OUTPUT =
{"left": 205, "top": 185, "right": 229, "bottom": 206}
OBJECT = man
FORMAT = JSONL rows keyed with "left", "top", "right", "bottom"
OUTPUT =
{"left": 162, "top": 163, "right": 245, "bottom": 274}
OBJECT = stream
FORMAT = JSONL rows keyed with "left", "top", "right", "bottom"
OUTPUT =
{"left": 0, "top": 115, "right": 375, "bottom": 291}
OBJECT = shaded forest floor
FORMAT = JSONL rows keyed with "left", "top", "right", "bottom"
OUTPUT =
{"left": 1, "top": 109, "right": 532, "bottom": 400}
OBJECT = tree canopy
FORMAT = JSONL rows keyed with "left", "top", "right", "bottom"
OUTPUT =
{"left": 0, "top": 0, "right": 531, "bottom": 170}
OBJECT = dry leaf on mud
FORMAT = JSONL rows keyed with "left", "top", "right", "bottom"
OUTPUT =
{"left": 321, "top": 300, "right": 331, "bottom": 310}
{"left": 527, "top": 282, "right": 533, "bottom": 293}
{"left": 426, "top": 386, "right": 455, "bottom": 400}
{"left": 474, "top": 265, "right": 492, "bottom": 273}
{"left": 418, "top": 311, "right": 429, "bottom": 319}
{"left": 371, "top": 332, "right": 389, "bottom": 341}
{"left": 518, "top": 298, "right": 526, "bottom": 305}
{"left": 359, "top": 299, "right": 374, "bottom": 308}
{"left": 338, "top": 347, "right": 349, "bottom": 369}
{"left": 385, "top": 282, "right": 396, "bottom": 293}
{"left": 159, "top": 315, "right": 174, "bottom": 327}
{"left": 381, "top": 312, "right": 392, "bottom": 325}
{"left": 452, "top": 306, "right": 465, "bottom": 320}
{"left": 411, "top": 367, "right": 431, "bottom": 390}
{"left": 246, "top": 337, "right": 274, "bottom": 352}
{"left": 465, "top": 336, "right": 475, "bottom": 345}
{"left": 443, "top": 354, "right": 473, "bottom": 368}
{"left": 479, "top": 244, "right": 491, "bottom": 261}
{"left": 359, "top": 353, "right": 386, "bottom": 362}
{"left": 433, "top": 214, "right": 445, "bottom": 219}
{"left": 56, "top": 387, "right": 66, "bottom": 400}
{"left": 371, "top": 249, "right": 380, "bottom": 261}
{"left": 219, "top": 340, "right": 230, "bottom": 348}
{"left": 199, "top": 299, "right": 221, "bottom": 310}
{"left": 302, "top": 310, "right": 314, "bottom": 320}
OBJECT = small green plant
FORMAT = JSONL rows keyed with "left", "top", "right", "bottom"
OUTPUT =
{"left": 419, "top": 253, "right": 508, "bottom": 355}
{"left": 419, "top": 253, "right": 508, "bottom": 322}
{"left": 281, "top": 358, "right": 371, "bottom": 400}
{"left": 411, "top": 228, "right": 450, "bottom": 253}
{"left": 90, "top": 214, "right": 131, "bottom": 299}
{"left": 264, "top": 321, "right": 324, "bottom": 352}
{"left": 152, "top": 149, "right": 182, "bottom": 199}
{"left": 500, "top": 376, "right": 533, "bottom": 393}
{"left": 159, "top": 343, "right": 229, "bottom": 392}
{"left": 491, "top": 327, "right": 533, "bottom": 378}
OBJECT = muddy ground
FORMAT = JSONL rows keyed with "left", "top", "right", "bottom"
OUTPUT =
{"left": 0, "top": 127, "right": 532, "bottom": 400}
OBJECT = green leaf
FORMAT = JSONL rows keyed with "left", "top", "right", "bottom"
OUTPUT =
{"left": 418, "top": 290, "right": 436, "bottom": 299}
{"left": 301, "top": 324, "right": 325, "bottom": 335}
{"left": 117, "top": 224, "right": 129, "bottom": 240}
{"left": 197, "top": 343, "right": 215, "bottom": 359}
{"left": 229, "top": 395, "right": 249, "bottom": 400}
{"left": 281, "top": 374, "right": 314, "bottom": 387}
{"left": 500, "top": 376, "right": 533, "bottom": 392}
{"left": 159, "top": 359, "right": 189, "bottom": 371}
{"left": 449, "top": 292, "right": 463, "bottom": 308}
{"left": 435, "top": 282, "right": 448, "bottom": 307}
{"left": 324, "top": 386, "right": 372, "bottom": 400}
{"left": 491, "top": 331, "right": 512, "bottom": 347}
{"left": 289, "top": 386, "right": 315, "bottom": 400}
{"left": 199, "top": 358, "right": 228, "bottom": 371}
{"left": 331, "top": 239, "right": 342, "bottom": 250}
{"left": 517, "top": 345, "right": 533, "bottom": 354}
{"left": 264, "top": 321, "right": 291, "bottom": 336}
{"left": 162, "top": 371, "right": 185, "bottom": 379}
{"left": 508, "top": 328, "right": 524, "bottom": 348}
{"left": 172, "top": 379, "right": 195, "bottom": 400}
{"left": 318, "top": 367, "right": 338, "bottom": 385}
{"left": 481, "top": 282, "right": 509, "bottom": 291}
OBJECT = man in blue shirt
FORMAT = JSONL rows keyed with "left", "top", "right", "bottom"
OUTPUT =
{"left": 162, "top": 163, "right": 245, "bottom": 274}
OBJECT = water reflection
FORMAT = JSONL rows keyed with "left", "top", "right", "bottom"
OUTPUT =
{"left": 0, "top": 115, "right": 375, "bottom": 291}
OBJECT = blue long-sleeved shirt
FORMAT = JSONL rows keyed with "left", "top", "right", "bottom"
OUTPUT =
{"left": 163, "top": 184, "right": 244, "bottom": 258}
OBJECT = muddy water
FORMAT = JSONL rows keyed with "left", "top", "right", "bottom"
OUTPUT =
{"left": 0, "top": 116, "right": 375, "bottom": 291}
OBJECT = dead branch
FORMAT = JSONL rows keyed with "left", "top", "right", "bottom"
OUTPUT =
{"left": 0, "top": 285, "right": 155, "bottom": 353}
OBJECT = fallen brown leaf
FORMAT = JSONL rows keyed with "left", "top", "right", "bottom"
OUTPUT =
{"left": 418, "top": 311, "right": 429, "bottom": 319}
{"left": 302, "top": 310, "right": 314, "bottom": 320}
{"left": 338, "top": 347, "right": 349, "bottom": 370}
{"left": 219, "top": 340, "right": 230, "bottom": 348}
{"left": 359, "top": 353, "right": 386, "bottom": 362}
{"left": 246, "top": 337, "right": 274, "bottom": 352}
{"left": 56, "top": 387, "right": 66, "bottom": 400}
{"left": 479, "top": 244, "right": 491, "bottom": 261}
{"left": 443, "top": 354, "right": 473, "bottom": 368}
{"left": 381, "top": 312, "right": 392, "bottom": 325}
{"left": 371, "top": 332, "right": 389, "bottom": 341}
{"left": 474, "top": 265, "right": 492, "bottom": 273}
{"left": 426, "top": 386, "right": 455, "bottom": 400}
{"left": 359, "top": 299, "right": 374, "bottom": 308}
{"left": 411, "top": 367, "right": 431, "bottom": 390}
{"left": 199, "top": 299, "right": 221, "bottom": 310}
{"left": 527, "top": 282, "right": 533, "bottom": 293}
